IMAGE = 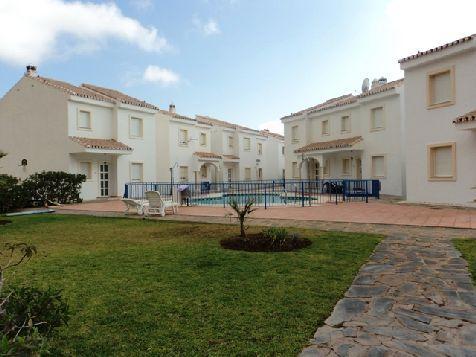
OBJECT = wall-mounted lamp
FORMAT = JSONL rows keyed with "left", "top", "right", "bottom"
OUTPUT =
{"left": 20, "top": 159, "right": 28, "bottom": 167}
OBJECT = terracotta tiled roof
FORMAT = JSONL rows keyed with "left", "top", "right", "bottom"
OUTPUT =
{"left": 358, "top": 79, "right": 404, "bottom": 98}
{"left": 193, "top": 151, "right": 222, "bottom": 159}
{"left": 398, "top": 34, "right": 475, "bottom": 64}
{"left": 81, "top": 83, "right": 159, "bottom": 110}
{"left": 294, "top": 136, "right": 363, "bottom": 154}
{"left": 69, "top": 136, "right": 133, "bottom": 151}
{"left": 158, "top": 109, "right": 196, "bottom": 121}
{"left": 30, "top": 76, "right": 114, "bottom": 103}
{"left": 222, "top": 154, "right": 240, "bottom": 160}
{"left": 281, "top": 94, "right": 357, "bottom": 120}
{"left": 259, "top": 129, "right": 284, "bottom": 140}
{"left": 196, "top": 115, "right": 283, "bottom": 139}
{"left": 453, "top": 110, "right": 476, "bottom": 124}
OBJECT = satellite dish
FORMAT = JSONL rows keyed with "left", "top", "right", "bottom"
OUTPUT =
{"left": 361, "top": 78, "right": 370, "bottom": 93}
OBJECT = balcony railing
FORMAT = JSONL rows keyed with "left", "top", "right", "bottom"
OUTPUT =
{"left": 124, "top": 179, "right": 380, "bottom": 209}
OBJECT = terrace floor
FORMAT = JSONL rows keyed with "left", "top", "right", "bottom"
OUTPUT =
{"left": 58, "top": 200, "right": 476, "bottom": 229}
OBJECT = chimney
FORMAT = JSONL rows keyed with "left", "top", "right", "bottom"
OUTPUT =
{"left": 371, "top": 78, "right": 379, "bottom": 89}
{"left": 169, "top": 103, "right": 176, "bottom": 114}
{"left": 378, "top": 77, "right": 387, "bottom": 85}
{"left": 25, "top": 65, "right": 37, "bottom": 77}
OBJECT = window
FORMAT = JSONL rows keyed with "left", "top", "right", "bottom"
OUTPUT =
{"left": 79, "top": 162, "right": 92, "bottom": 179}
{"left": 179, "top": 129, "right": 188, "bottom": 146}
{"left": 227, "top": 168, "right": 233, "bottom": 182}
{"left": 257, "top": 143, "right": 263, "bottom": 155}
{"left": 341, "top": 116, "right": 351, "bottom": 133}
{"left": 281, "top": 146, "right": 285, "bottom": 155}
{"left": 428, "top": 68, "right": 454, "bottom": 108}
{"left": 200, "top": 165, "right": 207, "bottom": 178}
{"left": 291, "top": 125, "right": 299, "bottom": 143}
{"left": 282, "top": 169, "right": 285, "bottom": 179}
{"left": 428, "top": 143, "right": 456, "bottom": 181}
{"left": 228, "top": 136, "right": 234, "bottom": 148}
{"left": 199, "top": 132, "right": 207, "bottom": 146}
{"left": 342, "top": 158, "right": 351, "bottom": 175}
{"left": 370, "top": 107, "right": 384, "bottom": 131}
{"left": 258, "top": 168, "right": 263, "bottom": 180}
{"left": 77, "top": 110, "right": 91, "bottom": 130}
{"left": 292, "top": 162, "right": 299, "bottom": 178}
{"left": 130, "top": 117, "right": 143, "bottom": 138}
{"left": 179, "top": 166, "right": 188, "bottom": 182}
{"left": 323, "top": 159, "right": 330, "bottom": 176}
{"left": 130, "top": 163, "right": 143, "bottom": 182}
{"left": 244, "top": 137, "right": 251, "bottom": 151}
{"left": 322, "top": 120, "right": 329, "bottom": 135}
{"left": 244, "top": 168, "right": 251, "bottom": 180}
{"left": 371, "top": 155, "right": 386, "bottom": 178}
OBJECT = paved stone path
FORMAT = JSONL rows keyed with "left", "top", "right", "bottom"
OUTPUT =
{"left": 301, "top": 233, "right": 476, "bottom": 356}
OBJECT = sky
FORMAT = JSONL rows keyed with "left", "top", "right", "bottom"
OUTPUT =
{"left": 0, "top": 0, "right": 475, "bottom": 134}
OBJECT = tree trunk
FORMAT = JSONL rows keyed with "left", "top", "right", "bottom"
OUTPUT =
{"left": 240, "top": 216, "right": 246, "bottom": 238}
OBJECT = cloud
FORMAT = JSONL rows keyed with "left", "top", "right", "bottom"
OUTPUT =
{"left": 259, "top": 120, "right": 284, "bottom": 135}
{"left": 193, "top": 17, "right": 221, "bottom": 36}
{"left": 143, "top": 65, "right": 180, "bottom": 85}
{"left": 129, "top": 0, "right": 153, "bottom": 10}
{"left": 0, "top": 0, "right": 168, "bottom": 65}
{"left": 385, "top": 0, "right": 476, "bottom": 60}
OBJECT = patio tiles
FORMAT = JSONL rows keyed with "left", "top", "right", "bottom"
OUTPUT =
{"left": 58, "top": 200, "right": 476, "bottom": 230}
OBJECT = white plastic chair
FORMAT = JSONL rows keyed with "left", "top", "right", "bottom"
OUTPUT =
{"left": 144, "top": 191, "right": 178, "bottom": 217}
{"left": 122, "top": 198, "right": 145, "bottom": 215}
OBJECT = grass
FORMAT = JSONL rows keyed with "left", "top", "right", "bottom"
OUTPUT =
{"left": 0, "top": 214, "right": 382, "bottom": 355}
{"left": 454, "top": 238, "right": 476, "bottom": 283}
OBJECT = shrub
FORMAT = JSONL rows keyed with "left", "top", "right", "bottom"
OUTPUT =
{"left": 1, "top": 286, "right": 69, "bottom": 338}
{"left": 22, "top": 171, "right": 86, "bottom": 206}
{"left": 228, "top": 199, "right": 257, "bottom": 238}
{"left": 0, "top": 175, "right": 29, "bottom": 214}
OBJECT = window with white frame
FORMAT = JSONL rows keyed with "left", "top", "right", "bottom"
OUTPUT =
{"left": 200, "top": 165, "right": 207, "bottom": 178}
{"left": 342, "top": 158, "right": 351, "bottom": 175}
{"left": 77, "top": 110, "right": 91, "bottom": 130}
{"left": 370, "top": 107, "right": 384, "bottom": 131}
{"left": 199, "top": 132, "right": 207, "bottom": 146}
{"left": 244, "top": 167, "right": 251, "bottom": 180}
{"left": 291, "top": 125, "right": 299, "bottom": 143}
{"left": 371, "top": 155, "right": 386, "bottom": 178}
{"left": 323, "top": 159, "right": 330, "bottom": 176}
{"left": 341, "top": 116, "right": 351, "bottom": 133}
{"left": 228, "top": 136, "right": 234, "bottom": 148}
{"left": 179, "top": 129, "right": 188, "bottom": 146}
{"left": 428, "top": 143, "right": 456, "bottom": 180}
{"left": 179, "top": 166, "right": 188, "bottom": 182}
{"left": 243, "top": 137, "right": 251, "bottom": 151}
{"left": 79, "top": 162, "right": 92, "bottom": 179}
{"left": 257, "top": 142, "right": 263, "bottom": 155}
{"left": 130, "top": 163, "right": 143, "bottom": 182}
{"left": 130, "top": 117, "right": 143, "bottom": 138}
{"left": 292, "top": 162, "right": 298, "bottom": 178}
{"left": 322, "top": 120, "right": 329, "bottom": 135}
{"left": 428, "top": 69, "right": 454, "bottom": 107}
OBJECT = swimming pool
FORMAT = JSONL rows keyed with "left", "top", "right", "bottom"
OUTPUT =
{"left": 189, "top": 193, "right": 318, "bottom": 206}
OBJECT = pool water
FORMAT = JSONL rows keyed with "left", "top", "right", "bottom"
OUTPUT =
{"left": 190, "top": 193, "right": 309, "bottom": 206}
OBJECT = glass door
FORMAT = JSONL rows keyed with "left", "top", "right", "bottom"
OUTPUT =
{"left": 99, "top": 162, "right": 109, "bottom": 197}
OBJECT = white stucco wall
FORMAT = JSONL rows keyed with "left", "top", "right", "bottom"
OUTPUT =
{"left": 402, "top": 48, "right": 476, "bottom": 205}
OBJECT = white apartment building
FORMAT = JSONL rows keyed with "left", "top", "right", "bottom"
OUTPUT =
{"left": 400, "top": 34, "right": 476, "bottom": 205}
{"left": 281, "top": 79, "right": 406, "bottom": 197}
{"left": 156, "top": 110, "right": 285, "bottom": 184}
{"left": 0, "top": 67, "right": 284, "bottom": 200}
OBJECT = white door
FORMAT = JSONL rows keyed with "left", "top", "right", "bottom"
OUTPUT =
{"left": 99, "top": 162, "right": 110, "bottom": 197}
{"left": 227, "top": 168, "right": 233, "bottom": 182}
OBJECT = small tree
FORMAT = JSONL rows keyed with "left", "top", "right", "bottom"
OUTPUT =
{"left": 228, "top": 199, "right": 257, "bottom": 238}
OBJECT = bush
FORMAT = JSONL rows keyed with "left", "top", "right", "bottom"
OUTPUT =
{"left": 22, "top": 171, "right": 86, "bottom": 205}
{"left": 0, "top": 175, "right": 29, "bottom": 214}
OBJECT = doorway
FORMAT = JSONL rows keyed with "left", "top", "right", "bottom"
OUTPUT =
{"left": 355, "top": 158, "right": 362, "bottom": 179}
{"left": 99, "top": 162, "right": 109, "bottom": 197}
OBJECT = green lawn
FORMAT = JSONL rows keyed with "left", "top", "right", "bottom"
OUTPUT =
{"left": 454, "top": 239, "right": 476, "bottom": 283}
{"left": 0, "top": 215, "right": 381, "bottom": 355}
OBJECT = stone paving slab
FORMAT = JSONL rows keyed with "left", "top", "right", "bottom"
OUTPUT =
{"left": 301, "top": 234, "right": 476, "bottom": 356}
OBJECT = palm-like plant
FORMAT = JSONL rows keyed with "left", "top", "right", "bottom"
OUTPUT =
{"left": 228, "top": 199, "right": 257, "bottom": 238}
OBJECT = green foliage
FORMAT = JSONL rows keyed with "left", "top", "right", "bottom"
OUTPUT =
{"left": 454, "top": 239, "right": 476, "bottom": 283}
{"left": 22, "top": 171, "right": 86, "bottom": 206}
{"left": 0, "top": 329, "right": 49, "bottom": 356}
{"left": 228, "top": 199, "right": 257, "bottom": 237}
{"left": 261, "top": 227, "right": 301, "bottom": 249}
{"left": 0, "top": 175, "right": 29, "bottom": 214}
{"left": 1, "top": 286, "right": 69, "bottom": 337}
{"left": 3, "top": 215, "right": 383, "bottom": 355}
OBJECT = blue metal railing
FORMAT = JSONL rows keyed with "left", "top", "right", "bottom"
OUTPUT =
{"left": 124, "top": 179, "right": 380, "bottom": 209}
